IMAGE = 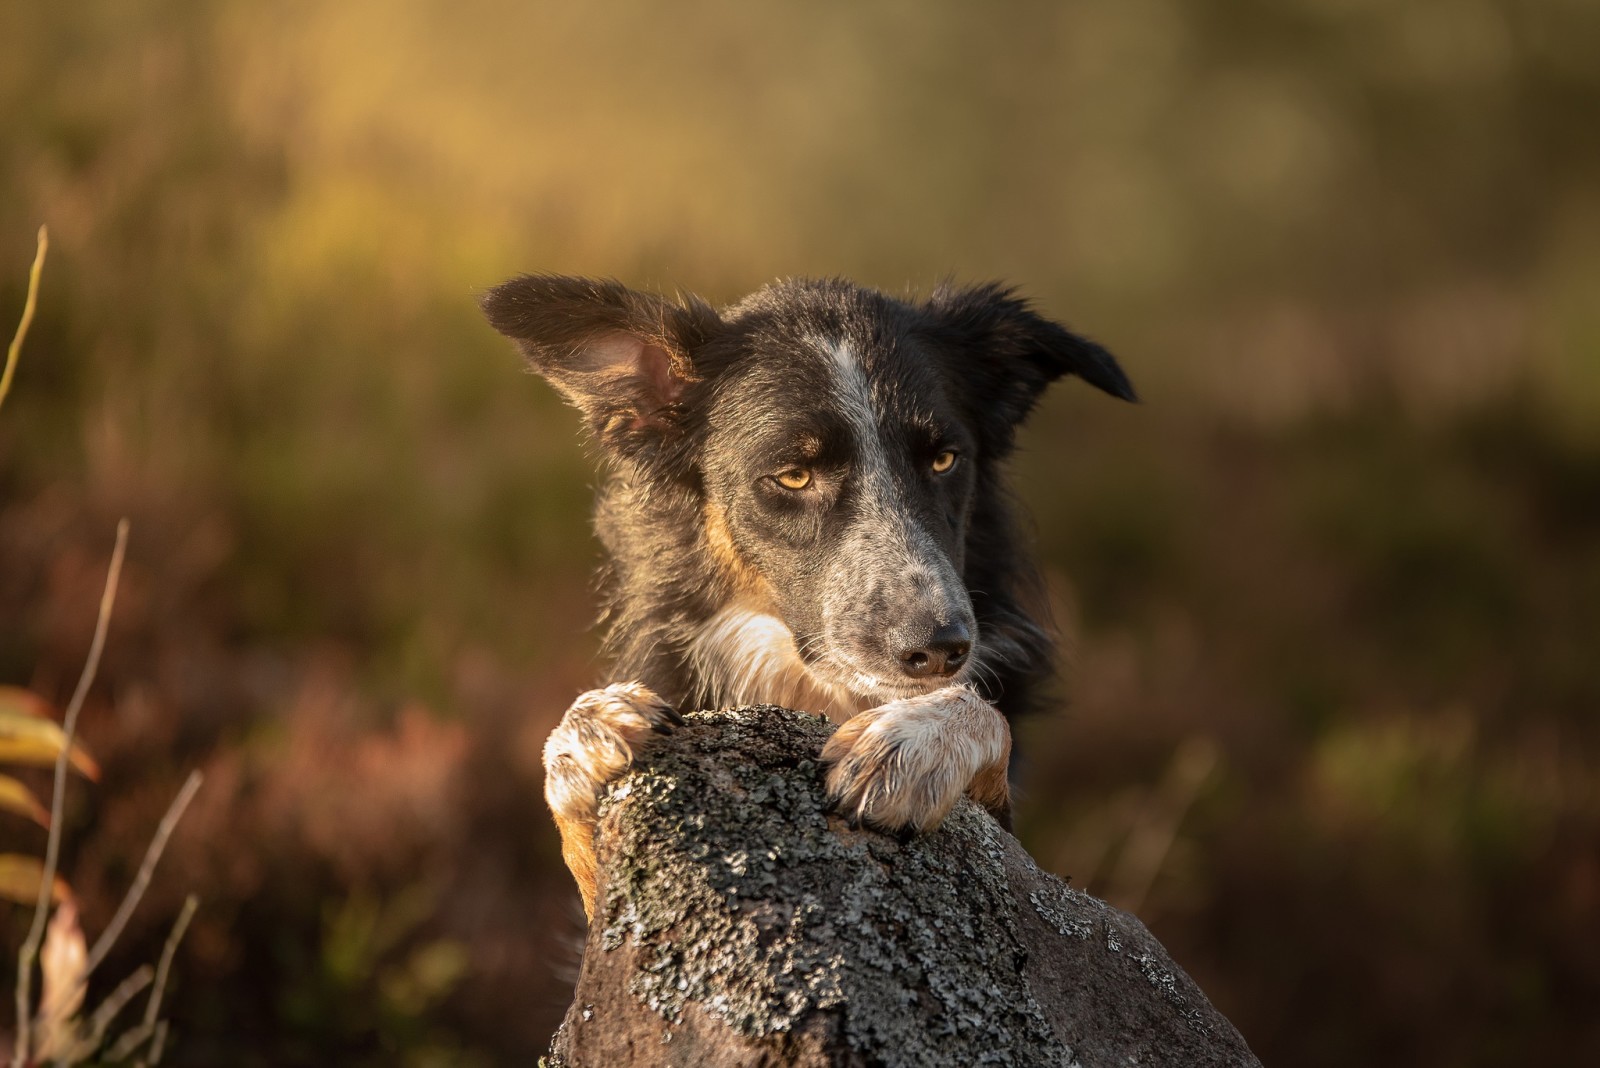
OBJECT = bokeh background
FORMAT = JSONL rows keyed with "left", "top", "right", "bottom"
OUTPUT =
{"left": 3, "top": 0, "right": 1598, "bottom": 1064}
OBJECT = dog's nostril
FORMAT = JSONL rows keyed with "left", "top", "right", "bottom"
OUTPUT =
{"left": 898, "top": 647, "right": 935, "bottom": 678}
{"left": 896, "top": 623, "right": 973, "bottom": 679}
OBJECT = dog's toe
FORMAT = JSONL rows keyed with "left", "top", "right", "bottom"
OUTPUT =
{"left": 822, "top": 704, "right": 964, "bottom": 834}
{"left": 573, "top": 682, "right": 680, "bottom": 738}
{"left": 544, "top": 682, "right": 678, "bottom": 822}
{"left": 822, "top": 687, "right": 1010, "bottom": 834}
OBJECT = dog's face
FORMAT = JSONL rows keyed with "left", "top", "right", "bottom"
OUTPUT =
{"left": 699, "top": 302, "right": 982, "bottom": 699}
{"left": 483, "top": 276, "right": 1133, "bottom": 704}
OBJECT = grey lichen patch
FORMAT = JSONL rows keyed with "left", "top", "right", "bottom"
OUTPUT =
{"left": 1025, "top": 861, "right": 1220, "bottom": 1042}
{"left": 1131, "top": 947, "right": 1218, "bottom": 1039}
{"left": 594, "top": 707, "right": 1071, "bottom": 1065}
{"left": 1028, "top": 879, "right": 1096, "bottom": 941}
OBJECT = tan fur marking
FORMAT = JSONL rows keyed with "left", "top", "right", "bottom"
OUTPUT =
{"left": 965, "top": 738, "right": 1013, "bottom": 820}
{"left": 702, "top": 498, "right": 765, "bottom": 598}
{"left": 556, "top": 812, "right": 600, "bottom": 914}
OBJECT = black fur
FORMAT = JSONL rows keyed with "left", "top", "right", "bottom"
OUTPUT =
{"left": 482, "top": 275, "right": 1134, "bottom": 723}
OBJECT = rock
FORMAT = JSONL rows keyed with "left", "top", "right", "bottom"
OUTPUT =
{"left": 543, "top": 706, "right": 1261, "bottom": 1067}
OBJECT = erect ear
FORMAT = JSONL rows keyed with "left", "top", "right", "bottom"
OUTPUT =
{"left": 481, "top": 274, "right": 722, "bottom": 452}
{"left": 923, "top": 282, "right": 1136, "bottom": 437}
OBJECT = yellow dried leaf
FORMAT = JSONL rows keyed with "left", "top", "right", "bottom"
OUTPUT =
{"left": 35, "top": 898, "right": 88, "bottom": 1061}
{"left": 0, "top": 772, "right": 50, "bottom": 826}
{"left": 0, "top": 685, "right": 56, "bottom": 719}
{"left": 0, "top": 707, "right": 100, "bottom": 780}
{"left": 0, "top": 853, "right": 72, "bottom": 906}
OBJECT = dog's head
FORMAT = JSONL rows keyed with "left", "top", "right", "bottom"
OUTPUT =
{"left": 483, "top": 275, "right": 1133, "bottom": 703}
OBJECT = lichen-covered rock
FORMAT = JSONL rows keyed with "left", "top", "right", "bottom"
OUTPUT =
{"left": 544, "top": 707, "right": 1260, "bottom": 1068}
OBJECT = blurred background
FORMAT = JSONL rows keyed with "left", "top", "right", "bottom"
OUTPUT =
{"left": 2, "top": 0, "right": 1597, "bottom": 1063}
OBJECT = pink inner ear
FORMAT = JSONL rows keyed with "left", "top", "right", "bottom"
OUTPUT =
{"left": 635, "top": 342, "right": 688, "bottom": 406}
{"left": 575, "top": 332, "right": 689, "bottom": 413}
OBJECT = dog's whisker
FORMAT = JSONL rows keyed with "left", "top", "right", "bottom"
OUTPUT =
{"left": 972, "top": 635, "right": 1020, "bottom": 669}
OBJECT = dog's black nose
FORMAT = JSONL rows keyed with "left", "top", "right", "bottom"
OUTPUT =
{"left": 897, "top": 623, "right": 972, "bottom": 679}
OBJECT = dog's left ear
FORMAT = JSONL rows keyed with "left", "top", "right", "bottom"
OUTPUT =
{"left": 923, "top": 283, "right": 1136, "bottom": 435}
{"left": 481, "top": 274, "right": 722, "bottom": 456}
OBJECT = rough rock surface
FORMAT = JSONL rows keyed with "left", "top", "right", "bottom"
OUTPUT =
{"left": 543, "top": 707, "right": 1261, "bottom": 1067}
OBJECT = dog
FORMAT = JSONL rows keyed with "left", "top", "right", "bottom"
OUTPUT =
{"left": 482, "top": 275, "right": 1134, "bottom": 916}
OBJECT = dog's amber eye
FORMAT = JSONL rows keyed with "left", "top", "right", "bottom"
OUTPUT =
{"left": 931, "top": 450, "right": 958, "bottom": 474}
{"left": 775, "top": 468, "right": 812, "bottom": 490}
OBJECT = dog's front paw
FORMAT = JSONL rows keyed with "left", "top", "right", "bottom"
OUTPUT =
{"left": 543, "top": 682, "right": 681, "bottom": 823}
{"left": 820, "top": 687, "right": 1005, "bottom": 834}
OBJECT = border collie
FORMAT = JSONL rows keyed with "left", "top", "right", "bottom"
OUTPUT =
{"left": 482, "top": 275, "right": 1134, "bottom": 915}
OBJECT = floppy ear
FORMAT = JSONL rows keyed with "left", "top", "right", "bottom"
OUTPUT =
{"left": 481, "top": 274, "right": 722, "bottom": 454}
{"left": 924, "top": 283, "right": 1136, "bottom": 440}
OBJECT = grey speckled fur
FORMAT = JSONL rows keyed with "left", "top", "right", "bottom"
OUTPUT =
{"left": 544, "top": 708, "right": 1261, "bottom": 1068}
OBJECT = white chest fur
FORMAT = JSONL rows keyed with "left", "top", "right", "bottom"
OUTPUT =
{"left": 686, "top": 606, "right": 869, "bottom": 723}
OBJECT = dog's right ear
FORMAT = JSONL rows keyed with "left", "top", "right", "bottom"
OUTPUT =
{"left": 481, "top": 274, "right": 722, "bottom": 455}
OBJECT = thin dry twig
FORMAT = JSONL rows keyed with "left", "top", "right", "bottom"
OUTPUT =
{"left": 0, "top": 224, "right": 48, "bottom": 415}
{"left": 104, "top": 1023, "right": 149, "bottom": 1062}
{"left": 142, "top": 895, "right": 197, "bottom": 1034}
{"left": 93, "top": 891, "right": 196, "bottom": 1065}
{"left": 85, "top": 770, "right": 203, "bottom": 978}
{"left": 103, "top": 1018, "right": 150, "bottom": 1062}
{"left": 67, "top": 964, "right": 152, "bottom": 1063}
{"left": 14, "top": 519, "right": 129, "bottom": 1068}
{"left": 141, "top": 1019, "right": 169, "bottom": 1068}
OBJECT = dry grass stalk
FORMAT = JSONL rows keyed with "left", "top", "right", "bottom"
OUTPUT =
{"left": 12, "top": 520, "right": 128, "bottom": 1068}
{"left": 140, "top": 1020, "right": 169, "bottom": 1068}
{"left": 101, "top": 894, "right": 198, "bottom": 1064}
{"left": 36, "top": 778, "right": 204, "bottom": 1066}
{"left": 0, "top": 225, "right": 47, "bottom": 415}
{"left": 70, "top": 965, "right": 153, "bottom": 1062}
{"left": 84, "top": 771, "right": 202, "bottom": 977}
{"left": 7, "top": 232, "right": 204, "bottom": 1067}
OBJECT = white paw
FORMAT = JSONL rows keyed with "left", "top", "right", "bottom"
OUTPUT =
{"left": 820, "top": 687, "right": 1007, "bottom": 833}
{"left": 543, "top": 682, "right": 680, "bottom": 823}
